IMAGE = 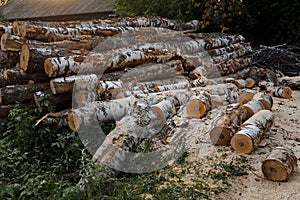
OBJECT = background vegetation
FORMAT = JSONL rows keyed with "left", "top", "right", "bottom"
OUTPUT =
{"left": 112, "top": 0, "right": 300, "bottom": 46}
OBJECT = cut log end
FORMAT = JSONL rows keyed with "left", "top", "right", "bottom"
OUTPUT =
{"left": 186, "top": 99, "right": 207, "bottom": 118}
{"left": 67, "top": 111, "right": 80, "bottom": 132}
{"left": 210, "top": 127, "right": 233, "bottom": 146}
{"left": 0, "top": 33, "right": 8, "bottom": 51}
{"left": 44, "top": 59, "right": 54, "bottom": 78}
{"left": 49, "top": 80, "right": 57, "bottom": 95}
{"left": 48, "top": 33, "right": 58, "bottom": 43}
{"left": 281, "top": 87, "right": 292, "bottom": 99}
{"left": 245, "top": 78, "right": 255, "bottom": 88}
{"left": 152, "top": 106, "right": 166, "bottom": 124}
{"left": 20, "top": 44, "right": 30, "bottom": 71}
{"left": 230, "top": 133, "right": 253, "bottom": 154}
{"left": 262, "top": 147, "right": 298, "bottom": 182}
{"left": 262, "top": 160, "right": 289, "bottom": 182}
{"left": 237, "top": 92, "right": 255, "bottom": 105}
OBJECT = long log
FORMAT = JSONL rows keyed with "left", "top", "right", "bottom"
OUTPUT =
{"left": 209, "top": 103, "right": 248, "bottom": 146}
{"left": 0, "top": 83, "right": 50, "bottom": 105}
{"left": 212, "top": 45, "right": 252, "bottom": 63}
{"left": 20, "top": 43, "right": 81, "bottom": 73}
{"left": 50, "top": 74, "right": 98, "bottom": 95}
{"left": 44, "top": 48, "right": 178, "bottom": 78}
{"left": 0, "top": 69, "right": 50, "bottom": 87}
{"left": 0, "top": 33, "right": 26, "bottom": 51}
{"left": 207, "top": 42, "right": 250, "bottom": 57}
{"left": 278, "top": 76, "right": 300, "bottom": 90}
{"left": 272, "top": 86, "right": 292, "bottom": 99}
{"left": 262, "top": 147, "right": 298, "bottom": 182}
{"left": 230, "top": 110, "right": 274, "bottom": 154}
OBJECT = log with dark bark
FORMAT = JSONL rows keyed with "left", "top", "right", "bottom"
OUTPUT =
{"left": 0, "top": 69, "right": 50, "bottom": 87}
{"left": 231, "top": 110, "right": 274, "bottom": 154}
{"left": 0, "top": 83, "right": 50, "bottom": 105}
{"left": 34, "top": 91, "right": 72, "bottom": 112}
{"left": 0, "top": 50, "right": 20, "bottom": 69}
{"left": 0, "top": 105, "right": 14, "bottom": 118}
{"left": 20, "top": 43, "right": 83, "bottom": 73}
{"left": 1, "top": 33, "right": 26, "bottom": 51}
{"left": 262, "top": 147, "right": 298, "bottom": 182}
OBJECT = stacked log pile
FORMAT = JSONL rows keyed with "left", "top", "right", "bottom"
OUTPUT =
{"left": 0, "top": 17, "right": 298, "bottom": 178}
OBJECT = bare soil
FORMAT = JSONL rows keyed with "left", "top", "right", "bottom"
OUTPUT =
{"left": 180, "top": 90, "right": 300, "bottom": 200}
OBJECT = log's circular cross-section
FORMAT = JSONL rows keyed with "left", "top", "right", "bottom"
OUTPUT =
{"left": 20, "top": 44, "right": 30, "bottom": 71}
{"left": 230, "top": 132, "right": 254, "bottom": 153}
{"left": 186, "top": 99, "right": 207, "bottom": 118}
{"left": 209, "top": 127, "right": 233, "bottom": 146}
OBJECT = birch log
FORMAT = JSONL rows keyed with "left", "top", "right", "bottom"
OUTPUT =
{"left": 272, "top": 86, "right": 292, "bottom": 99}
{"left": 1, "top": 33, "right": 26, "bottom": 51}
{"left": 186, "top": 91, "right": 211, "bottom": 118}
{"left": 278, "top": 76, "right": 300, "bottom": 90}
{"left": 262, "top": 147, "right": 298, "bottom": 182}
{"left": 20, "top": 43, "right": 81, "bottom": 73}
{"left": 209, "top": 103, "right": 248, "bottom": 146}
{"left": 50, "top": 74, "right": 98, "bottom": 95}
{"left": 237, "top": 89, "right": 258, "bottom": 105}
{"left": 252, "top": 93, "right": 273, "bottom": 110}
{"left": 241, "top": 100, "right": 265, "bottom": 118}
{"left": 231, "top": 110, "right": 274, "bottom": 154}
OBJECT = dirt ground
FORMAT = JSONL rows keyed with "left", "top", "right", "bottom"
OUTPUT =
{"left": 180, "top": 90, "right": 300, "bottom": 200}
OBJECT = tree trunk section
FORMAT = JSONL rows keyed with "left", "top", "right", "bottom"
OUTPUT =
{"left": 186, "top": 91, "right": 211, "bottom": 118}
{"left": 231, "top": 110, "right": 274, "bottom": 154}
{"left": 278, "top": 76, "right": 300, "bottom": 90}
{"left": 241, "top": 100, "right": 265, "bottom": 118}
{"left": 237, "top": 89, "right": 258, "bottom": 105}
{"left": 262, "top": 147, "right": 298, "bottom": 182}
{"left": 0, "top": 69, "right": 50, "bottom": 87}
{"left": 1, "top": 33, "right": 26, "bottom": 52}
{"left": 209, "top": 103, "right": 248, "bottom": 146}
{"left": 252, "top": 93, "right": 273, "bottom": 110}
{"left": 0, "top": 83, "right": 50, "bottom": 105}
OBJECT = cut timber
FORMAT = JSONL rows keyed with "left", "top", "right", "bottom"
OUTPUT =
{"left": 209, "top": 103, "right": 248, "bottom": 146}
{"left": 278, "top": 76, "right": 300, "bottom": 90}
{"left": 67, "top": 97, "right": 135, "bottom": 132}
{"left": 50, "top": 74, "right": 98, "bottom": 95}
{"left": 20, "top": 44, "right": 81, "bottom": 73}
{"left": 0, "top": 51, "right": 20, "bottom": 69}
{"left": 237, "top": 89, "right": 258, "bottom": 105}
{"left": 245, "top": 78, "right": 256, "bottom": 88}
{"left": 193, "top": 34, "right": 246, "bottom": 50}
{"left": 212, "top": 45, "right": 252, "bottom": 63}
{"left": 234, "top": 78, "right": 255, "bottom": 89}
{"left": 186, "top": 91, "right": 211, "bottom": 118}
{"left": 1, "top": 33, "right": 26, "bottom": 51}
{"left": 262, "top": 147, "right": 298, "bottom": 182}
{"left": 234, "top": 79, "right": 246, "bottom": 89}
{"left": 189, "top": 66, "right": 208, "bottom": 80}
{"left": 0, "top": 105, "right": 14, "bottom": 118}
{"left": 231, "top": 110, "right": 274, "bottom": 154}
{"left": 97, "top": 80, "right": 123, "bottom": 100}
{"left": 252, "top": 93, "right": 273, "bottom": 110}
{"left": 47, "top": 33, "right": 94, "bottom": 42}
{"left": 207, "top": 57, "right": 251, "bottom": 78}
{"left": 34, "top": 91, "right": 72, "bottom": 112}
{"left": 272, "top": 86, "right": 292, "bottom": 99}
{"left": 241, "top": 100, "right": 265, "bottom": 118}
{"left": 0, "top": 83, "right": 50, "bottom": 105}
{"left": 0, "top": 69, "right": 49, "bottom": 87}
{"left": 44, "top": 55, "right": 86, "bottom": 78}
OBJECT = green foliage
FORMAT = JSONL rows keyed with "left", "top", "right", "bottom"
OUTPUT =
{"left": 112, "top": 0, "right": 299, "bottom": 45}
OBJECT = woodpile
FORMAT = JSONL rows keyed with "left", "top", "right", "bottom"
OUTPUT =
{"left": 0, "top": 17, "right": 298, "bottom": 179}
